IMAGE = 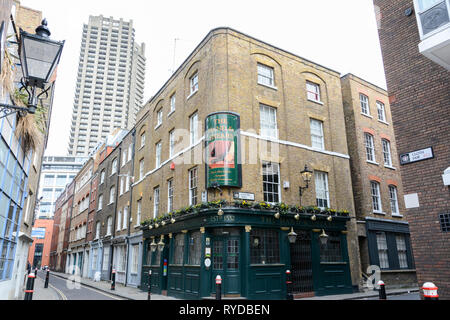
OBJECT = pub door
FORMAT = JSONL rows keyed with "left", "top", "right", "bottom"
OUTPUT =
{"left": 211, "top": 228, "right": 241, "bottom": 296}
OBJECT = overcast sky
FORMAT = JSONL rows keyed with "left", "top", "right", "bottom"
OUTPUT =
{"left": 19, "top": 0, "right": 386, "bottom": 156}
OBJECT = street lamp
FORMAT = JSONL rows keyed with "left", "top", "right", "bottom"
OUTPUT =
{"left": 150, "top": 238, "right": 157, "bottom": 252}
{"left": 319, "top": 229, "right": 329, "bottom": 246}
{"left": 157, "top": 235, "right": 165, "bottom": 252}
{"left": 0, "top": 19, "right": 64, "bottom": 119}
{"left": 288, "top": 227, "right": 297, "bottom": 244}
{"left": 299, "top": 165, "right": 313, "bottom": 206}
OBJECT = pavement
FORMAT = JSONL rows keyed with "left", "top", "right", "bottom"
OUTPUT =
{"left": 33, "top": 270, "right": 420, "bottom": 301}
{"left": 32, "top": 275, "right": 62, "bottom": 300}
{"left": 298, "top": 287, "right": 420, "bottom": 300}
{"left": 48, "top": 271, "right": 178, "bottom": 300}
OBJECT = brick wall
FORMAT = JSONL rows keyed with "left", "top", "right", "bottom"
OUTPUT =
{"left": 374, "top": 0, "right": 450, "bottom": 299}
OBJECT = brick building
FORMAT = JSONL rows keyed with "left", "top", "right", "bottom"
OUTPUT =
{"left": 373, "top": 0, "right": 450, "bottom": 298}
{"left": 67, "top": 158, "right": 93, "bottom": 276}
{"left": 132, "top": 27, "right": 361, "bottom": 299}
{"left": 341, "top": 74, "right": 416, "bottom": 288}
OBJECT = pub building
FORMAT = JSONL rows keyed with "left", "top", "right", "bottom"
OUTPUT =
{"left": 131, "top": 28, "right": 362, "bottom": 299}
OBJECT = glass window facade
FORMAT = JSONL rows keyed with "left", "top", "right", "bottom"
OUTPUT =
{"left": 0, "top": 115, "right": 31, "bottom": 280}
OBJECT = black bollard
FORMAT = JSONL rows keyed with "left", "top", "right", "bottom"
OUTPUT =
{"left": 44, "top": 269, "right": 50, "bottom": 289}
{"left": 216, "top": 275, "right": 222, "bottom": 300}
{"left": 378, "top": 281, "right": 387, "bottom": 300}
{"left": 111, "top": 269, "right": 116, "bottom": 291}
{"left": 286, "top": 270, "right": 294, "bottom": 300}
{"left": 24, "top": 272, "right": 36, "bottom": 300}
{"left": 147, "top": 270, "right": 152, "bottom": 300}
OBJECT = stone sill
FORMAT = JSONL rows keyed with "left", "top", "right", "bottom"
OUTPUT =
{"left": 381, "top": 269, "right": 416, "bottom": 273}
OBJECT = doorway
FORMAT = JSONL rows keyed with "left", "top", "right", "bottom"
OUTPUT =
{"left": 290, "top": 230, "right": 314, "bottom": 296}
{"left": 211, "top": 228, "right": 241, "bottom": 296}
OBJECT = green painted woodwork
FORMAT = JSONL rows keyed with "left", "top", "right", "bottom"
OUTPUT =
{"left": 140, "top": 208, "right": 353, "bottom": 299}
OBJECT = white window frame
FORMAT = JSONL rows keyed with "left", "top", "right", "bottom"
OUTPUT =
{"left": 136, "top": 199, "right": 142, "bottom": 227}
{"left": 360, "top": 94, "right": 370, "bottom": 116}
{"left": 131, "top": 244, "right": 139, "bottom": 274}
{"left": 121, "top": 150, "right": 127, "bottom": 167}
{"left": 310, "top": 119, "right": 325, "bottom": 150}
{"left": 260, "top": 104, "right": 278, "bottom": 139}
{"left": 153, "top": 187, "right": 160, "bottom": 219}
{"left": 170, "top": 93, "right": 176, "bottom": 114}
{"left": 128, "top": 144, "right": 133, "bottom": 162}
{"left": 102, "top": 249, "right": 110, "bottom": 271}
{"left": 169, "top": 130, "right": 175, "bottom": 158}
{"left": 100, "top": 170, "right": 105, "bottom": 184}
{"left": 389, "top": 185, "right": 400, "bottom": 216}
{"left": 140, "top": 132, "right": 146, "bottom": 149}
{"left": 396, "top": 235, "right": 409, "bottom": 269}
{"left": 106, "top": 216, "right": 112, "bottom": 236}
{"left": 315, "top": 171, "right": 330, "bottom": 209}
{"left": 257, "top": 63, "right": 275, "bottom": 87}
{"left": 371, "top": 181, "right": 383, "bottom": 213}
{"left": 111, "top": 158, "right": 118, "bottom": 175}
{"left": 117, "top": 210, "right": 122, "bottom": 231}
{"left": 139, "top": 159, "right": 145, "bottom": 180}
{"left": 156, "top": 109, "right": 163, "bottom": 128}
{"left": 109, "top": 186, "right": 115, "bottom": 205}
{"left": 306, "top": 81, "right": 321, "bottom": 103}
{"left": 95, "top": 221, "right": 101, "bottom": 240}
{"left": 168, "top": 179, "right": 174, "bottom": 212}
{"left": 189, "top": 167, "right": 198, "bottom": 206}
{"left": 98, "top": 195, "right": 103, "bottom": 211}
{"left": 365, "top": 133, "right": 376, "bottom": 162}
{"left": 123, "top": 206, "right": 128, "bottom": 230}
{"left": 382, "top": 139, "right": 393, "bottom": 167}
{"left": 190, "top": 72, "right": 198, "bottom": 95}
{"left": 377, "top": 101, "right": 387, "bottom": 122}
{"left": 190, "top": 113, "right": 199, "bottom": 146}
{"left": 262, "top": 161, "right": 281, "bottom": 204}
{"left": 155, "top": 142, "right": 162, "bottom": 168}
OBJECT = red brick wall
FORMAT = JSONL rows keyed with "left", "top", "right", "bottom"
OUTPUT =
{"left": 28, "top": 219, "right": 54, "bottom": 268}
{"left": 374, "top": 0, "right": 450, "bottom": 299}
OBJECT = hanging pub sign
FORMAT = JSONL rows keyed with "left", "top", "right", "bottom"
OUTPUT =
{"left": 400, "top": 147, "right": 434, "bottom": 165}
{"left": 205, "top": 112, "right": 242, "bottom": 188}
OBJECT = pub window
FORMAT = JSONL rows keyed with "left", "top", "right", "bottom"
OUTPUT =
{"left": 188, "top": 231, "right": 202, "bottom": 265}
{"left": 173, "top": 234, "right": 185, "bottom": 265}
{"left": 319, "top": 231, "right": 343, "bottom": 263}
{"left": 396, "top": 234, "right": 409, "bottom": 269}
{"left": 152, "top": 240, "right": 162, "bottom": 266}
{"left": 262, "top": 162, "right": 281, "bottom": 204}
{"left": 376, "top": 232, "right": 390, "bottom": 269}
{"left": 250, "top": 229, "right": 280, "bottom": 264}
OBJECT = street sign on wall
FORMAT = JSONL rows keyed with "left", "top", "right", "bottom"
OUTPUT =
{"left": 205, "top": 112, "right": 242, "bottom": 188}
{"left": 400, "top": 147, "right": 434, "bottom": 165}
{"left": 31, "top": 228, "right": 46, "bottom": 239}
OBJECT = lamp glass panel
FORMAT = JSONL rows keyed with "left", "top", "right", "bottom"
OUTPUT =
{"left": 23, "top": 36, "right": 61, "bottom": 82}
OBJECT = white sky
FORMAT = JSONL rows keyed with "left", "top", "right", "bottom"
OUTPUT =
{"left": 19, "top": 0, "right": 386, "bottom": 156}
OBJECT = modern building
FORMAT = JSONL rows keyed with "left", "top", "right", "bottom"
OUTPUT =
{"left": 28, "top": 219, "right": 54, "bottom": 269}
{"left": 37, "top": 156, "right": 88, "bottom": 219}
{"left": 132, "top": 27, "right": 361, "bottom": 299}
{"left": 341, "top": 74, "right": 416, "bottom": 288}
{"left": 373, "top": 0, "right": 450, "bottom": 299}
{"left": 68, "top": 15, "right": 146, "bottom": 157}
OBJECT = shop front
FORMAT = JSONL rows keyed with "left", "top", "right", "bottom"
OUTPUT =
{"left": 140, "top": 206, "right": 353, "bottom": 300}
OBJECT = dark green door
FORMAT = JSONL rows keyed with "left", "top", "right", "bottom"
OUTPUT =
{"left": 211, "top": 233, "right": 241, "bottom": 296}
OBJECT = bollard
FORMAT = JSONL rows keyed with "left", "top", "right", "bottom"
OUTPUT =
{"left": 111, "top": 269, "right": 116, "bottom": 291}
{"left": 24, "top": 272, "right": 36, "bottom": 301}
{"left": 286, "top": 270, "right": 294, "bottom": 300}
{"left": 147, "top": 270, "right": 152, "bottom": 300}
{"left": 216, "top": 275, "right": 222, "bottom": 300}
{"left": 422, "top": 282, "right": 439, "bottom": 300}
{"left": 378, "top": 280, "right": 387, "bottom": 300}
{"left": 44, "top": 269, "right": 50, "bottom": 289}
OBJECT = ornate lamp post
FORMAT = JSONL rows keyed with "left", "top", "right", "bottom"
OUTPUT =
{"left": 299, "top": 165, "right": 313, "bottom": 206}
{"left": 0, "top": 19, "right": 64, "bottom": 119}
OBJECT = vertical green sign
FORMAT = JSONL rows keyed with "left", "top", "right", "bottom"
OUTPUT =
{"left": 206, "top": 112, "right": 241, "bottom": 188}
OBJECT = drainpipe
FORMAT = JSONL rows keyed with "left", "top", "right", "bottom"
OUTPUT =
{"left": 125, "top": 129, "right": 136, "bottom": 287}
{"left": 110, "top": 146, "right": 122, "bottom": 281}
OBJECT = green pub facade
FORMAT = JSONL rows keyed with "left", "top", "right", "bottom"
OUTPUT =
{"left": 140, "top": 207, "right": 353, "bottom": 299}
